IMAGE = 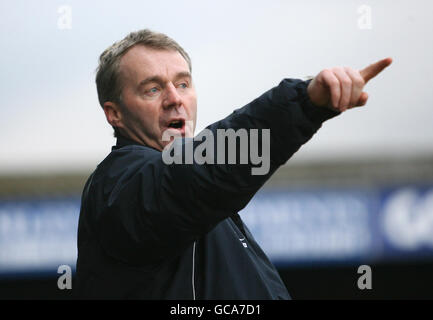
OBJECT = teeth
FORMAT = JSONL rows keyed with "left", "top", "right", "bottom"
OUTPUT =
{"left": 169, "top": 120, "right": 183, "bottom": 128}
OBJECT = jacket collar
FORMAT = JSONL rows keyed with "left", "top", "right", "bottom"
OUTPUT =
{"left": 112, "top": 134, "right": 143, "bottom": 151}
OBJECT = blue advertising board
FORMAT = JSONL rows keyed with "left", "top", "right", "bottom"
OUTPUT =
{"left": 241, "top": 185, "right": 433, "bottom": 266}
{"left": 1, "top": 184, "right": 433, "bottom": 276}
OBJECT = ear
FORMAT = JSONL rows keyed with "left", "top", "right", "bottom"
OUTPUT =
{"left": 103, "top": 101, "right": 123, "bottom": 129}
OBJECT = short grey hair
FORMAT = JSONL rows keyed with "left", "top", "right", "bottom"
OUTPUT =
{"left": 95, "top": 29, "right": 192, "bottom": 108}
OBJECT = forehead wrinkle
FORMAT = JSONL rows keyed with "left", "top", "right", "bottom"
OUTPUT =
{"left": 120, "top": 46, "right": 191, "bottom": 92}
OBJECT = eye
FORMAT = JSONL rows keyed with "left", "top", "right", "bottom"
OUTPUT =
{"left": 145, "top": 86, "right": 160, "bottom": 96}
{"left": 178, "top": 82, "right": 188, "bottom": 89}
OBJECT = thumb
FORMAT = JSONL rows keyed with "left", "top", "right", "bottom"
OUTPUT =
{"left": 348, "top": 92, "right": 369, "bottom": 109}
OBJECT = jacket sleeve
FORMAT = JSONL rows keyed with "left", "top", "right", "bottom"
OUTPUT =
{"left": 91, "top": 78, "right": 340, "bottom": 267}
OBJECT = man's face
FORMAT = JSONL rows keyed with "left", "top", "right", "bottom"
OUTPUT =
{"left": 111, "top": 45, "right": 197, "bottom": 151}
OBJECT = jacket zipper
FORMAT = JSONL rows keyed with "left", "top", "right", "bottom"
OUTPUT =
{"left": 192, "top": 241, "right": 196, "bottom": 300}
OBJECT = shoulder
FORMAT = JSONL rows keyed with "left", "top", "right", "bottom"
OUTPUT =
{"left": 105, "top": 144, "right": 162, "bottom": 169}
{"left": 91, "top": 144, "right": 164, "bottom": 189}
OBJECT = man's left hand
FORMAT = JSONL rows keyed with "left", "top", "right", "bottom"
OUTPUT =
{"left": 307, "top": 57, "right": 393, "bottom": 112}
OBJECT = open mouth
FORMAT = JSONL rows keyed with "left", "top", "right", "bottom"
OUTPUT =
{"left": 167, "top": 119, "right": 185, "bottom": 129}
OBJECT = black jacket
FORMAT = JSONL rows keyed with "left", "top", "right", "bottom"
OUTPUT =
{"left": 75, "top": 79, "right": 339, "bottom": 299}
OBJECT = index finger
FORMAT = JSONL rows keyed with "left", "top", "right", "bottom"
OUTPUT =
{"left": 359, "top": 57, "right": 393, "bottom": 83}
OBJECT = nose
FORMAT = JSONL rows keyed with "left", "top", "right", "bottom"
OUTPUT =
{"left": 162, "top": 82, "right": 182, "bottom": 110}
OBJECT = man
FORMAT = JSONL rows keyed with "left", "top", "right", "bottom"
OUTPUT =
{"left": 75, "top": 29, "right": 392, "bottom": 299}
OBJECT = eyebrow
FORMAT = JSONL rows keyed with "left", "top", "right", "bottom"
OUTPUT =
{"left": 137, "top": 71, "right": 192, "bottom": 89}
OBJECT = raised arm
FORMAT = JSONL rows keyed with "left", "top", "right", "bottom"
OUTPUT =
{"left": 90, "top": 78, "right": 342, "bottom": 267}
